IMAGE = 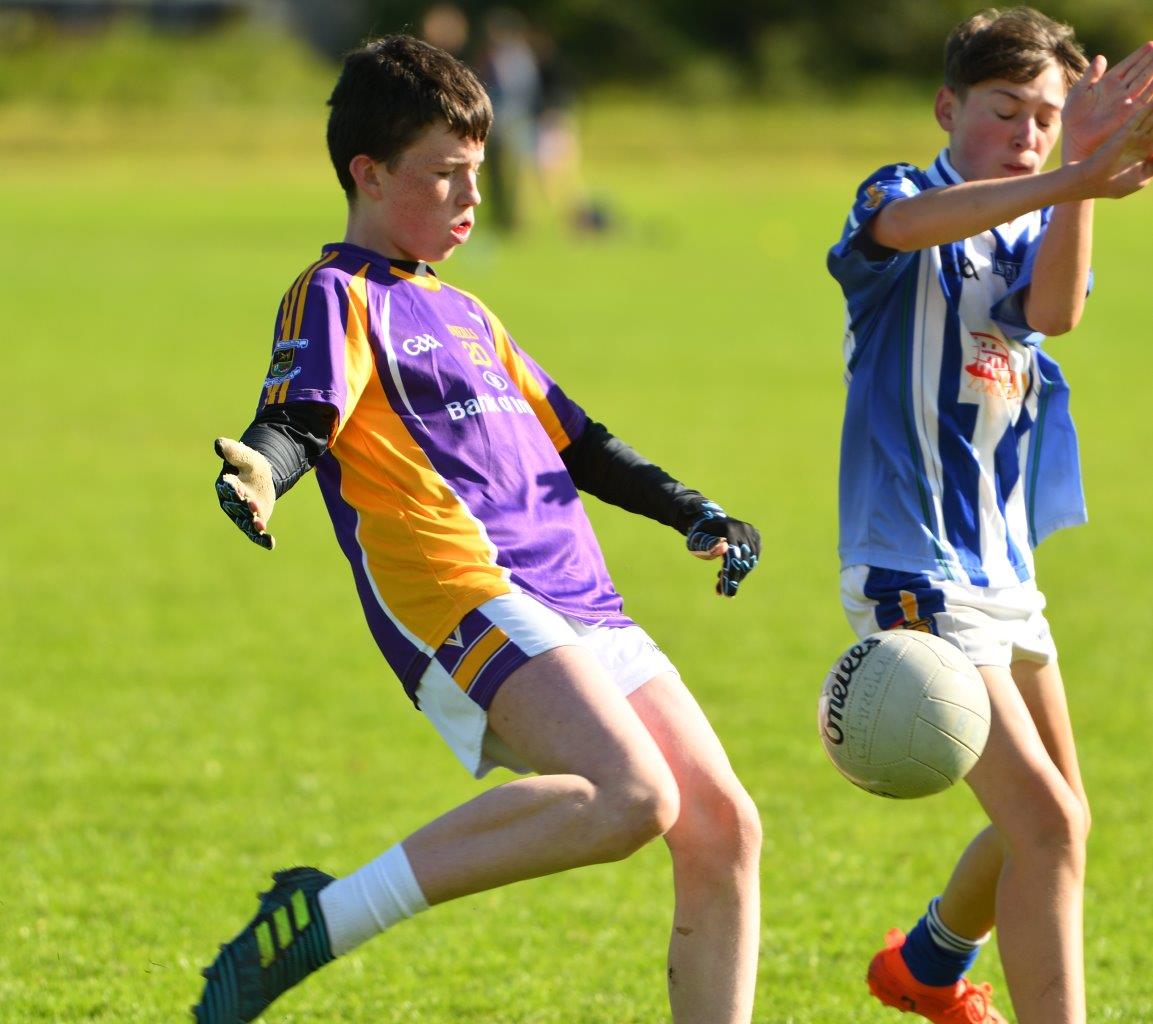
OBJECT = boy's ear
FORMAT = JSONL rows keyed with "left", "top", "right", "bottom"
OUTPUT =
{"left": 935, "top": 86, "right": 958, "bottom": 132}
{"left": 349, "top": 155, "right": 384, "bottom": 200}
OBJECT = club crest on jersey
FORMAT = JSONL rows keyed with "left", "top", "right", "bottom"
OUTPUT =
{"left": 264, "top": 366, "right": 301, "bottom": 389}
{"left": 964, "top": 332, "right": 1022, "bottom": 401}
{"left": 270, "top": 338, "right": 308, "bottom": 377}
{"left": 863, "top": 183, "right": 886, "bottom": 210}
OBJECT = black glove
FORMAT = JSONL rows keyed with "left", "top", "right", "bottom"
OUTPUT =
{"left": 684, "top": 501, "right": 761, "bottom": 598}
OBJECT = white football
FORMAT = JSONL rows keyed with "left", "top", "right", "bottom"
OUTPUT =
{"left": 818, "top": 630, "right": 991, "bottom": 799}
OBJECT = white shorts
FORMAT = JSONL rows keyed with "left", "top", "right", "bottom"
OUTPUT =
{"left": 414, "top": 591, "right": 678, "bottom": 778}
{"left": 840, "top": 565, "right": 1057, "bottom": 669}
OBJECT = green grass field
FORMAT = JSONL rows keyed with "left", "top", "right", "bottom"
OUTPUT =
{"left": 2, "top": 90, "right": 1153, "bottom": 1023}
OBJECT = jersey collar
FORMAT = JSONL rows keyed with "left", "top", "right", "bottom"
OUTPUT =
{"left": 928, "top": 150, "right": 1043, "bottom": 242}
{"left": 321, "top": 242, "right": 438, "bottom": 280}
{"left": 928, "top": 149, "right": 966, "bottom": 187}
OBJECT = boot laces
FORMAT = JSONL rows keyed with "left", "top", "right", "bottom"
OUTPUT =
{"left": 954, "top": 980, "right": 994, "bottom": 1023}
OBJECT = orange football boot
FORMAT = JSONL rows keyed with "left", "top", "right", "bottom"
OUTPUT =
{"left": 867, "top": 929, "right": 1009, "bottom": 1023}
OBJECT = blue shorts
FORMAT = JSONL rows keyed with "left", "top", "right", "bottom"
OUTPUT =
{"left": 841, "top": 565, "right": 1057, "bottom": 669}
{"left": 414, "top": 591, "right": 678, "bottom": 778}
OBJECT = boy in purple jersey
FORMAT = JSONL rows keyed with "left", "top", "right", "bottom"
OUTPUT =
{"left": 194, "top": 35, "right": 762, "bottom": 1024}
{"left": 827, "top": 9, "right": 1153, "bottom": 1024}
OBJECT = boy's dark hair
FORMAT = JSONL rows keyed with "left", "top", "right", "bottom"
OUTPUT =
{"left": 945, "top": 7, "right": 1088, "bottom": 97}
{"left": 327, "top": 35, "right": 492, "bottom": 198}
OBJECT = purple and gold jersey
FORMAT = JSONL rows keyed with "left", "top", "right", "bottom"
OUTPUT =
{"left": 259, "top": 243, "right": 630, "bottom": 695}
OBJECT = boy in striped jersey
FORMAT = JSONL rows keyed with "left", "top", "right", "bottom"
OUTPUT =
{"left": 828, "top": 8, "right": 1153, "bottom": 1024}
{"left": 194, "top": 35, "right": 761, "bottom": 1024}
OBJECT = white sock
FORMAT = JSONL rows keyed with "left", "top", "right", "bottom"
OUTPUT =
{"left": 926, "top": 896, "right": 989, "bottom": 952}
{"left": 318, "top": 843, "right": 430, "bottom": 956}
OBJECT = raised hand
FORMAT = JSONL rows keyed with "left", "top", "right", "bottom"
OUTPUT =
{"left": 214, "top": 437, "right": 277, "bottom": 549}
{"left": 1079, "top": 101, "right": 1153, "bottom": 200}
{"left": 1063, "top": 42, "right": 1153, "bottom": 162}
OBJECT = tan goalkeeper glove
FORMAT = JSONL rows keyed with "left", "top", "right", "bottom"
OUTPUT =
{"left": 214, "top": 437, "right": 277, "bottom": 550}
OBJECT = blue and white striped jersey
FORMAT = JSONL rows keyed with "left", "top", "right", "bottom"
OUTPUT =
{"left": 827, "top": 149, "right": 1088, "bottom": 588}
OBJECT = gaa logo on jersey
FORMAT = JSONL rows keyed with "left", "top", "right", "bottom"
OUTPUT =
{"left": 403, "top": 333, "right": 443, "bottom": 355}
{"left": 482, "top": 370, "right": 509, "bottom": 391}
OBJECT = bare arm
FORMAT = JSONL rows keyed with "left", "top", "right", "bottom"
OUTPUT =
{"left": 1021, "top": 197, "right": 1093, "bottom": 336}
{"left": 1025, "top": 45, "right": 1153, "bottom": 335}
{"left": 868, "top": 165, "right": 1093, "bottom": 253}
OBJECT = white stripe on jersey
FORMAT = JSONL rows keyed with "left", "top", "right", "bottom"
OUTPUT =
{"left": 1020, "top": 366, "right": 1042, "bottom": 543}
{"left": 353, "top": 506, "right": 438, "bottom": 659}
{"left": 960, "top": 232, "right": 1016, "bottom": 575}
{"left": 910, "top": 243, "right": 961, "bottom": 573}
{"left": 957, "top": 229, "right": 1037, "bottom": 581}
{"left": 380, "top": 291, "right": 429, "bottom": 432}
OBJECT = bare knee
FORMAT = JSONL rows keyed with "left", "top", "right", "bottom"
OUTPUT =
{"left": 591, "top": 769, "right": 681, "bottom": 862}
{"left": 1079, "top": 792, "right": 1092, "bottom": 840}
{"left": 1044, "top": 786, "right": 1089, "bottom": 854}
{"left": 1003, "top": 779, "right": 1089, "bottom": 869}
{"left": 667, "top": 776, "right": 762, "bottom": 873}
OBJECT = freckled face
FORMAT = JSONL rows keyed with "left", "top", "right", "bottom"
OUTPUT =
{"left": 936, "top": 62, "right": 1068, "bottom": 181}
{"left": 370, "top": 123, "right": 483, "bottom": 263}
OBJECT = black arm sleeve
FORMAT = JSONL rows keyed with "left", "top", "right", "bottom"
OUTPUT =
{"left": 560, "top": 419, "right": 708, "bottom": 534}
{"left": 234, "top": 401, "right": 337, "bottom": 498}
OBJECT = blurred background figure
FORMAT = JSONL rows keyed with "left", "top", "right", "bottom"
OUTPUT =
{"left": 531, "top": 24, "right": 610, "bottom": 234}
{"left": 475, "top": 6, "right": 539, "bottom": 233}
{"left": 438, "top": 5, "right": 606, "bottom": 237}
{"left": 420, "top": 1, "right": 469, "bottom": 59}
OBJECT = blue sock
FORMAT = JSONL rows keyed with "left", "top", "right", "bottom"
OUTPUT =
{"left": 899, "top": 897, "right": 984, "bottom": 986}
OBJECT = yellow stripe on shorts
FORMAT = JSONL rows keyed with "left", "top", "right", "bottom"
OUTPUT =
{"left": 452, "top": 626, "right": 510, "bottom": 692}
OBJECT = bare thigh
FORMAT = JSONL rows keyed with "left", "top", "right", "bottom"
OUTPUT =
{"left": 628, "top": 671, "right": 761, "bottom": 853}
{"left": 486, "top": 644, "right": 674, "bottom": 786}
{"left": 965, "top": 665, "right": 1082, "bottom": 838}
{"left": 627, "top": 673, "right": 746, "bottom": 803}
{"left": 1011, "top": 659, "right": 1088, "bottom": 812}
